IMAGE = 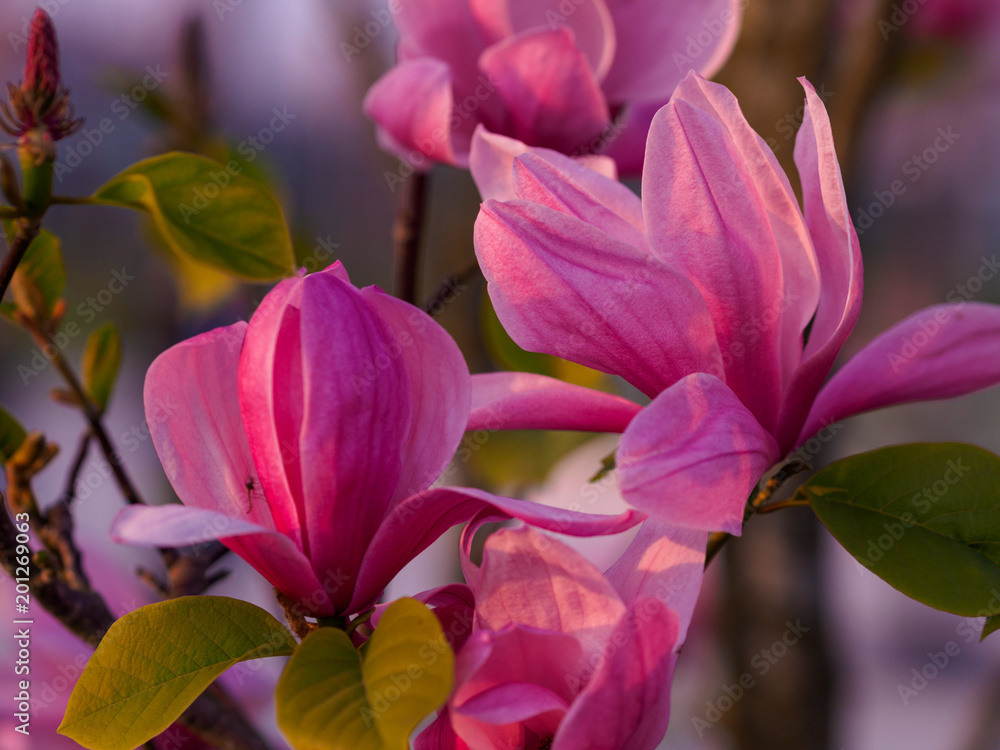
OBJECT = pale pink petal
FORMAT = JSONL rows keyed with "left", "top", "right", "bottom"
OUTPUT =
{"left": 617, "top": 374, "right": 780, "bottom": 535}
{"left": 776, "top": 78, "right": 863, "bottom": 450}
{"left": 475, "top": 199, "right": 721, "bottom": 398}
{"left": 349, "top": 487, "right": 643, "bottom": 613}
{"left": 643, "top": 95, "right": 785, "bottom": 429}
{"left": 468, "top": 372, "right": 640, "bottom": 433}
{"left": 478, "top": 27, "right": 610, "bottom": 153}
{"left": 603, "top": 100, "right": 660, "bottom": 175}
{"left": 673, "top": 73, "right": 821, "bottom": 390}
{"left": 504, "top": 0, "right": 617, "bottom": 81}
{"left": 360, "top": 286, "right": 472, "bottom": 501}
{"left": 143, "top": 322, "right": 276, "bottom": 531}
{"left": 111, "top": 506, "right": 332, "bottom": 614}
{"left": 363, "top": 59, "right": 461, "bottom": 165}
{"left": 469, "top": 126, "right": 620, "bottom": 204}
{"left": 474, "top": 526, "right": 626, "bottom": 654}
{"left": 601, "top": 0, "right": 743, "bottom": 101}
{"left": 799, "top": 302, "right": 1000, "bottom": 444}
{"left": 605, "top": 520, "right": 706, "bottom": 644}
{"left": 553, "top": 600, "right": 679, "bottom": 750}
{"left": 395, "top": 0, "right": 490, "bottom": 88}
{"left": 511, "top": 153, "right": 650, "bottom": 251}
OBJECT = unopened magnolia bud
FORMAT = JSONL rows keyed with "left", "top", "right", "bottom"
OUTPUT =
{"left": 0, "top": 8, "right": 82, "bottom": 150}
{"left": 25, "top": 9, "right": 60, "bottom": 104}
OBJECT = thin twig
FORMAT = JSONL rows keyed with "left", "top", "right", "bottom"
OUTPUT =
{"left": 422, "top": 262, "right": 481, "bottom": 316}
{"left": 20, "top": 314, "right": 145, "bottom": 506}
{"left": 0, "top": 222, "right": 39, "bottom": 303}
{"left": 59, "top": 431, "right": 92, "bottom": 505}
{"left": 392, "top": 171, "right": 428, "bottom": 305}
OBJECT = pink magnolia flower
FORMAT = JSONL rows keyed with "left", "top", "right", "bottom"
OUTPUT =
{"left": 363, "top": 0, "right": 743, "bottom": 171}
{"left": 469, "top": 72, "right": 1000, "bottom": 534}
{"left": 112, "top": 262, "right": 642, "bottom": 617}
{"left": 415, "top": 523, "right": 705, "bottom": 750}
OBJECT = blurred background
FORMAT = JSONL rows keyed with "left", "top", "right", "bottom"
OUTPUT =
{"left": 2, "top": 0, "right": 1000, "bottom": 748}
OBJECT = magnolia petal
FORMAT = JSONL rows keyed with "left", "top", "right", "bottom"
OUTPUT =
{"left": 643, "top": 95, "right": 785, "bottom": 429}
{"left": 672, "top": 73, "right": 821, "bottom": 391}
{"left": 775, "top": 78, "right": 863, "bottom": 450}
{"left": 143, "top": 322, "right": 277, "bottom": 531}
{"left": 601, "top": 0, "right": 743, "bottom": 101}
{"left": 553, "top": 599, "right": 679, "bottom": 750}
{"left": 799, "top": 302, "right": 1000, "bottom": 444}
{"left": 478, "top": 26, "right": 610, "bottom": 153}
{"left": 475, "top": 526, "right": 626, "bottom": 654}
{"left": 111, "top": 506, "right": 332, "bottom": 614}
{"left": 348, "top": 487, "right": 643, "bottom": 614}
{"left": 361, "top": 286, "right": 472, "bottom": 501}
{"left": 469, "top": 126, "right": 641, "bottom": 232}
{"left": 414, "top": 709, "right": 467, "bottom": 750}
{"left": 363, "top": 59, "right": 461, "bottom": 165}
{"left": 452, "top": 627, "right": 582, "bottom": 747}
{"left": 617, "top": 374, "right": 779, "bottom": 535}
{"left": 468, "top": 372, "right": 640, "bottom": 433}
{"left": 504, "top": 0, "right": 617, "bottom": 81}
{"left": 295, "top": 273, "right": 412, "bottom": 606}
{"left": 605, "top": 520, "right": 706, "bottom": 644}
{"left": 476, "top": 199, "right": 721, "bottom": 398}
{"left": 511, "top": 153, "right": 651, "bottom": 251}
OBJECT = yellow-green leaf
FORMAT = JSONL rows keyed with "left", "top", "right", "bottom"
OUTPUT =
{"left": 277, "top": 598, "right": 453, "bottom": 750}
{"left": 0, "top": 404, "right": 27, "bottom": 462}
{"left": 81, "top": 322, "right": 122, "bottom": 412}
{"left": 9, "top": 230, "right": 64, "bottom": 316}
{"left": 58, "top": 596, "right": 296, "bottom": 750}
{"left": 93, "top": 152, "right": 294, "bottom": 280}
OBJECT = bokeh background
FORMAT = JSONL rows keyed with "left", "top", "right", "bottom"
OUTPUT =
{"left": 2, "top": 0, "right": 1000, "bottom": 748}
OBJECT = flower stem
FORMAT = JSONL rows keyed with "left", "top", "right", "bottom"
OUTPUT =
{"left": 392, "top": 171, "right": 428, "bottom": 304}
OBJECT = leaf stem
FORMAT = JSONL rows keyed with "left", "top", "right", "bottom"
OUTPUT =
{"left": 392, "top": 171, "right": 428, "bottom": 305}
{"left": 48, "top": 195, "right": 101, "bottom": 206}
{"left": 0, "top": 222, "right": 40, "bottom": 303}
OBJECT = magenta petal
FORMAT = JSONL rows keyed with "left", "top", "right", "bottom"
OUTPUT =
{"left": 475, "top": 199, "right": 721, "bottom": 398}
{"left": 363, "top": 59, "right": 461, "bottom": 165}
{"left": 143, "top": 322, "right": 277, "bottom": 531}
{"left": 553, "top": 599, "right": 679, "bottom": 750}
{"left": 348, "top": 487, "right": 643, "bottom": 614}
{"left": 469, "top": 372, "right": 640, "bottom": 433}
{"left": 601, "top": 0, "right": 743, "bottom": 101}
{"left": 672, "top": 73, "right": 821, "bottom": 390}
{"left": 799, "top": 302, "right": 1000, "bottom": 444}
{"left": 457, "top": 683, "right": 569, "bottom": 725}
{"left": 617, "top": 374, "right": 779, "bottom": 535}
{"left": 295, "top": 274, "right": 412, "bottom": 602}
{"left": 360, "top": 286, "right": 471, "bottom": 502}
{"left": 111, "top": 506, "right": 332, "bottom": 614}
{"left": 478, "top": 26, "right": 610, "bottom": 152}
{"left": 414, "top": 709, "right": 466, "bottom": 750}
{"left": 776, "top": 78, "right": 863, "bottom": 450}
{"left": 474, "top": 526, "right": 626, "bottom": 650}
{"left": 605, "top": 520, "right": 706, "bottom": 644}
{"left": 643, "top": 94, "right": 785, "bottom": 429}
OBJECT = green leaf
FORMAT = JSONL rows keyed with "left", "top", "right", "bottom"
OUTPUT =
{"left": 800, "top": 443, "right": 1000, "bottom": 617}
{"left": 277, "top": 598, "right": 453, "bottom": 750}
{"left": 11, "top": 230, "right": 65, "bottom": 315}
{"left": 0, "top": 404, "right": 27, "bottom": 463}
{"left": 93, "top": 152, "right": 294, "bottom": 280}
{"left": 58, "top": 596, "right": 296, "bottom": 750}
{"left": 983, "top": 616, "right": 1000, "bottom": 641}
{"left": 81, "top": 323, "right": 122, "bottom": 412}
